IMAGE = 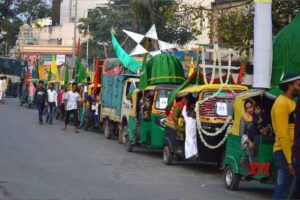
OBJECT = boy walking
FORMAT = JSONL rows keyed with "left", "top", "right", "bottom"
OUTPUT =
{"left": 46, "top": 83, "right": 58, "bottom": 124}
{"left": 63, "top": 83, "right": 80, "bottom": 133}
{"left": 34, "top": 81, "right": 47, "bottom": 124}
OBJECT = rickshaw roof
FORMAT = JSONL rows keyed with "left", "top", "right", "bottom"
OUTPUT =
{"left": 144, "top": 84, "right": 179, "bottom": 91}
{"left": 234, "top": 89, "right": 276, "bottom": 102}
{"left": 177, "top": 84, "right": 248, "bottom": 94}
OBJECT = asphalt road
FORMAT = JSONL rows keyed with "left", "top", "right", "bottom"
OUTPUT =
{"left": 0, "top": 98, "right": 273, "bottom": 200}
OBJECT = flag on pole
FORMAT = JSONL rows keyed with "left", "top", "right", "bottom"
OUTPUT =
{"left": 75, "top": 57, "right": 87, "bottom": 83}
{"left": 93, "top": 56, "right": 99, "bottom": 94}
{"left": 64, "top": 63, "right": 69, "bottom": 88}
{"left": 77, "top": 37, "right": 81, "bottom": 58}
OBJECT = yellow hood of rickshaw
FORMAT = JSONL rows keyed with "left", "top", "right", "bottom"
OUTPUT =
{"left": 177, "top": 84, "right": 248, "bottom": 95}
{"left": 231, "top": 89, "right": 273, "bottom": 136}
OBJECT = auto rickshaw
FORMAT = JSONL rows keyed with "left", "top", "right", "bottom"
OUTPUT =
{"left": 126, "top": 84, "right": 178, "bottom": 152}
{"left": 163, "top": 84, "right": 248, "bottom": 166}
{"left": 222, "top": 89, "right": 276, "bottom": 190}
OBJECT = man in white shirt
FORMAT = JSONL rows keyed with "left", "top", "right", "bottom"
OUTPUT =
{"left": 63, "top": 83, "right": 80, "bottom": 133}
{"left": 46, "top": 83, "right": 58, "bottom": 124}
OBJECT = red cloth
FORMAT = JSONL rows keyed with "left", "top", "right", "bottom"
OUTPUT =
{"left": 57, "top": 89, "right": 64, "bottom": 104}
{"left": 166, "top": 99, "right": 184, "bottom": 123}
{"left": 94, "top": 56, "right": 99, "bottom": 94}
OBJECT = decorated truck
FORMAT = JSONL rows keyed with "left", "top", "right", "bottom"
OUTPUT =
{"left": 100, "top": 58, "right": 139, "bottom": 143}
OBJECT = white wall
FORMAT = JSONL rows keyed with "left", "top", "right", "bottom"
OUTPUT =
{"left": 181, "top": 0, "right": 214, "bottom": 48}
{"left": 60, "top": 0, "right": 109, "bottom": 24}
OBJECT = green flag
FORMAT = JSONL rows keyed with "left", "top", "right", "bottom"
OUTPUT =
{"left": 64, "top": 63, "right": 69, "bottom": 88}
{"left": 75, "top": 56, "right": 87, "bottom": 83}
{"left": 111, "top": 33, "right": 141, "bottom": 73}
{"left": 34, "top": 61, "right": 39, "bottom": 79}
{"left": 138, "top": 53, "right": 148, "bottom": 90}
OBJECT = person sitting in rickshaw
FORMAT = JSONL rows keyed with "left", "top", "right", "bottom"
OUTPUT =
{"left": 142, "top": 91, "right": 154, "bottom": 119}
{"left": 241, "top": 101, "right": 272, "bottom": 163}
{"left": 240, "top": 99, "right": 255, "bottom": 162}
{"left": 248, "top": 104, "right": 272, "bottom": 140}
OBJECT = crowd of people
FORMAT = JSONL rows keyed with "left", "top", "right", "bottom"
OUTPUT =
{"left": 28, "top": 77, "right": 99, "bottom": 134}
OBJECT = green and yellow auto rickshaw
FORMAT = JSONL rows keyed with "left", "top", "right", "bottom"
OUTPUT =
{"left": 163, "top": 84, "right": 248, "bottom": 165}
{"left": 126, "top": 84, "right": 178, "bottom": 152}
{"left": 223, "top": 89, "right": 276, "bottom": 190}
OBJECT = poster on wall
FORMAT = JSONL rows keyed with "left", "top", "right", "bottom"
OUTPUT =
{"left": 56, "top": 55, "right": 66, "bottom": 65}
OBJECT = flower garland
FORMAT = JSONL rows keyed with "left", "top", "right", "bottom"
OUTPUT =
{"left": 198, "top": 124, "right": 232, "bottom": 150}
{"left": 197, "top": 115, "right": 232, "bottom": 137}
{"left": 195, "top": 45, "right": 238, "bottom": 149}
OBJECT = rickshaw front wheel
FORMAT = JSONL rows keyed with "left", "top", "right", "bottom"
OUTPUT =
{"left": 224, "top": 165, "right": 240, "bottom": 190}
{"left": 163, "top": 146, "right": 173, "bottom": 165}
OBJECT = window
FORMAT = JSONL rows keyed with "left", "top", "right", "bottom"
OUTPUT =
{"left": 155, "top": 90, "right": 172, "bottom": 110}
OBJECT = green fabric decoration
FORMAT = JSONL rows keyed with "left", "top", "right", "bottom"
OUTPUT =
{"left": 271, "top": 12, "right": 300, "bottom": 87}
{"left": 111, "top": 33, "right": 141, "bottom": 73}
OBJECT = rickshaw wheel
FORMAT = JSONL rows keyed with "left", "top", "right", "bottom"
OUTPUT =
{"left": 163, "top": 146, "right": 173, "bottom": 165}
{"left": 104, "top": 119, "right": 112, "bottom": 139}
{"left": 224, "top": 165, "right": 240, "bottom": 190}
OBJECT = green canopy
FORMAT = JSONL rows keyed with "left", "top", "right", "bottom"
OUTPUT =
{"left": 146, "top": 54, "right": 185, "bottom": 85}
{"left": 270, "top": 12, "right": 300, "bottom": 95}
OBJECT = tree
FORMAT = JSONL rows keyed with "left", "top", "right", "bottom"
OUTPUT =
{"left": 78, "top": 0, "right": 195, "bottom": 62}
{"left": 15, "top": 0, "right": 52, "bottom": 24}
{"left": 0, "top": 0, "right": 51, "bottom": 55}
{"left": 185, "top": 0, "right": 300, "bottom": 55}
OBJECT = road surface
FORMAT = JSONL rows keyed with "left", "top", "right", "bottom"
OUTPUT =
{"left": 0, "top": 98, "right": 273, "bottom": 199}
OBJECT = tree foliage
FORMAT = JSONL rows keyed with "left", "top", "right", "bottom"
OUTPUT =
{"left": 185, "top": 0, "right": 300, "bottom": 55}
{"left": 0, "top": 0, "right": 51, "bottom": 55}
{"left": 78, "top": 0, "right": 195, "bottom": 60}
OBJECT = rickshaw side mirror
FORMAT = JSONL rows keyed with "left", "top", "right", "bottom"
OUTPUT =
{"left": 160, "top": 118, "right": 166, "bottom": 127}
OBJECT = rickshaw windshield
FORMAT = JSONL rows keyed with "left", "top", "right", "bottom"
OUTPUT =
{"left": 155, "top": 90, "right": 172, "bottom": 110}
{"left": 200, "top": 91, "right": 237, "bottom": 117}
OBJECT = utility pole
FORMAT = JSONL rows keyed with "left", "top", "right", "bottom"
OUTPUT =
{"left": 87, "top": 24, "right": 89, "bottom": 69}
{"left": 72, "top": 0, "right": 78, "bottom": 68}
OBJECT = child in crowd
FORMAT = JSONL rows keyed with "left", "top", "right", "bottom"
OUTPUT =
{"left": 91, "top": 98, "right": 99, "bottom": 128}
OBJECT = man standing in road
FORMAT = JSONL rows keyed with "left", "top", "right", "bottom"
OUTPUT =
{"left": 63, "top": 83, "right": 80, "bottom": 133}
{"left": 46, "top": 83, "right": 57, "bottom": 124}
{"left": 34, "top": 80, "right": 47, "bottom": 125}
{"left": 271, "top": 72, "right": 300, "bottom": 200}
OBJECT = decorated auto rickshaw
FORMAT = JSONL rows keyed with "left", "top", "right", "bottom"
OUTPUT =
{"left": 223, "top": 89, "right": 276, "bottom": 190}
{"left": 127, "top": 84, "right": 179, "bottom": 152}
{"left": 163, "top": 83, "right": 248, "bottom": 165}
{"left": 125, "top": 54, "right": 185, "bottom": 152}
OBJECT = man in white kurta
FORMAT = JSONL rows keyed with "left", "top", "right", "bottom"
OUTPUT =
{"left": 182, "top": 105, "right": 198, "bottom": 159}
